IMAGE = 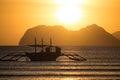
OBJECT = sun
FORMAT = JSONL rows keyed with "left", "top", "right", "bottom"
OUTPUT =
{"left": 55, "top": 6, "right": 83, "bottom": 24}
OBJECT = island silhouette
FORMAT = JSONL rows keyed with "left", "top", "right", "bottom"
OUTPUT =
{"left": 113, "top": 31, "right": 120, "bottom": 40}
{"left": 19, "top": 24, "right": 120, "bottom": 46}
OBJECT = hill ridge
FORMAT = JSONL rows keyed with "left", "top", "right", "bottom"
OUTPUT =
{"left": 19, "top": 24, "right": 120, "bottom": 46}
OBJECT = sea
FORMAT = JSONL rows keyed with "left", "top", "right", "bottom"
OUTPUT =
{"left": 0, "top": 46, "right": 120, "bottom": 80}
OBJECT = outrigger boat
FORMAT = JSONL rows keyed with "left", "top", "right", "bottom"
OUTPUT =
{"left": 26, "top": 38, "right": 61, "bottom": 61}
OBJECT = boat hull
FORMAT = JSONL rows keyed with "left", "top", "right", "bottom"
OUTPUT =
{"left": 26, "top": 52, "right": 60, "bottom": 61}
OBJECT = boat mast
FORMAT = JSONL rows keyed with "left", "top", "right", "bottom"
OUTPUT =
{"left": 50, "top": 38, "right": 52, "bottom": 47}
{"left": 34, "top": 37, "right": 37, "bottom": 53}
{"left": 41, "top": 38, "right": 44, "bottom": 52}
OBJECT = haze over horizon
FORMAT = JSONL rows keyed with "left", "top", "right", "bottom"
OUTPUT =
{"left": 0, "top": 0, "right": 120, "bottom": 45}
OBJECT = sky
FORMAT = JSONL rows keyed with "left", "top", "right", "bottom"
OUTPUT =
{"left": 0, "top": 0, "right": 120, "bottom": 45}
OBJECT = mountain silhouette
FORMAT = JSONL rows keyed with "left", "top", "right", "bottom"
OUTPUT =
{"left": 19, "top": 24, "right": 120, "bottom": 46}
{"left": 112, "top": 31, "right": 120, "bottom": 40}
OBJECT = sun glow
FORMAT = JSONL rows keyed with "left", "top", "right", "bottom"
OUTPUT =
{"left": 55, "top": 0, "right": 84, "bottom": 25}
{"left": 55, "top": 6, "right": 83, "bottom": 24}
{"left": 55, "top": 0, "right": 86, "bottom": 5}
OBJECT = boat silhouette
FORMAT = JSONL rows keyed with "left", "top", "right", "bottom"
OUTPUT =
{"left": 26, "top": 38, "right": 61, "bottom": 61}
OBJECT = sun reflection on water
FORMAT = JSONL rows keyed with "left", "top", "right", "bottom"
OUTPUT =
{"left": 63, "top": 78, "right": 74, "bottom": 80}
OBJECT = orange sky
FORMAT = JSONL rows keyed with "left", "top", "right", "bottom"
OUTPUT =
{"left": 0, "top": 0, "right": 120, "bottom": 45}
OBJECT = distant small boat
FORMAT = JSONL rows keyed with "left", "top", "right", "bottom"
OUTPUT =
{"left": 26, "top": 38, "right": 61, "bottom": 61}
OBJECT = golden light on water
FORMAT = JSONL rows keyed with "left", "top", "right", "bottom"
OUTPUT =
{"left": 63, "top": 78, "right": 74, "bottom": 80}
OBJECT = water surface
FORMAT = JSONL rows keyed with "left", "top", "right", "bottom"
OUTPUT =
{"left": 0, "top": 46, "right": 120, "bottom": 80}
